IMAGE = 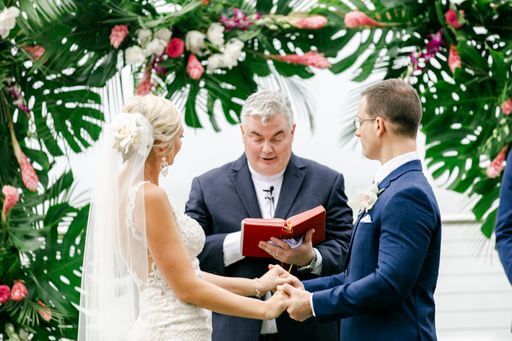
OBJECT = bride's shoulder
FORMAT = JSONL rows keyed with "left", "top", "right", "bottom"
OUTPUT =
{"left": 143, "top": 183, "right": 170, "bottom": 207}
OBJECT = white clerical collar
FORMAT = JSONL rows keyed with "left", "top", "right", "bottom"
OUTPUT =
{"left": 247, "top": 160, "right": 286, "bottom": 182}
{"left": 374, "top": 151, "right": 420, "bottom": 185}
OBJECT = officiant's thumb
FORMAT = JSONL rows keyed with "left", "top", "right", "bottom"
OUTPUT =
{"left": 304, "top": 229, "right": 315, "bottom": 244}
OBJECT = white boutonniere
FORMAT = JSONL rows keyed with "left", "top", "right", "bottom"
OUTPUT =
{"left": 110, "top": 116, "right": 144, "bottom": 162}
{"left": 348, "top": 183, "right": 384, "bottom": 214}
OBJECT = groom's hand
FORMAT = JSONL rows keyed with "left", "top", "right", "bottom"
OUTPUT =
{"left": 258, "top": 229, "right": 315, "bottom": 266}
{"left": 277, "top": 283, "right": 312, "bottom": 322}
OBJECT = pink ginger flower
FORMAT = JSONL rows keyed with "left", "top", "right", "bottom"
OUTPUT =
{"left": 2, "top": 185, "right": 20, "bottom": 221}
{"left": 486, "top": 147, "right": 508, "bottom": 178}
{"left": 9, "top": 123, "right": 39, "bottom": 192}
{"left": 37, "top": 300, "right": 52, "bottom": 322}
{"left": 186, "top": 54, "right": 204, "bottom": 80}
{"left": 500, "top": 98, "right": 512, "bottom": 115}
{"left": 272, "top": 51, "right": 331, "bottom": 69}
{"left": 445, "top": 9, "right": 463, "bottom": 29}
{"left": 448, "top": 45, "right": 461, "bottom": 73}
{"left": 0, "top": 285, "right": 10, "bottom": 304}
{"left": 10, "top": 281, "right": 27, "bottom": 301}
{"left": 166, "top": 38, "right": 185, "bottom": 58}
{"left": 109, "top": 25, "right": 129, "bottom": 49}
{"left": 344, "top": 11, "right": 382, "bottom": 28}
{"left": 289, "top": 15, "right": 328, "bottom": 29}
{"left": 24, "top": 45, "right": 45, "bottom": 60}
{"left": 136, "top": 64, "right": 152, "bottom": 95}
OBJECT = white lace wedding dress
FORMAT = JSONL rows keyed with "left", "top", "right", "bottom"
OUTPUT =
{"left": 128, "top": 202, "right": 213, "bottom": 340}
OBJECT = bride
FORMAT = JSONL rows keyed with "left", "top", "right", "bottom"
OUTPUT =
{"left": 78, "top": 95, "right": 289, "bottom": 340}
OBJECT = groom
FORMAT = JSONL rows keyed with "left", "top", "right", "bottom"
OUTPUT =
{"left": 279, "top": 79, "right": 442, "bottom": 340}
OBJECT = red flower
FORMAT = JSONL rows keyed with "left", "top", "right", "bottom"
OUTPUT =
{"left": 24, "top": 45, "right": 45, "bottom": 60}
{"left": 448, "top": 45, "right": 461, "bottom": 73}
{"left": 2, "top": 185, "right": 20, "bottom": 221}
{"left": 486, "top": 147, "right": 508, "bottom": 178}
{"left": 37, "top": 300, "right": 52, "bottom": 322}
{"left": 18, "top": 153, "right": 39, "bottom": 192}
{"left": 186, "top": 54, "right": 204, "bottom": 80}
{"left": 289, "top": 15, "right": 328, "bottom": 29}
{"left": 0, "top": 285, "right": 10, "bottom": 304}
{"left": 10, "top": 281, "right": 27, "bottom": 301}
{"left": 445, "top": 9, "right": 463, "bottom": 29}
{"left": 344, "top": 11, "right": 382, "bottom": 28}
{"left": 500, "top": 98, "right": 512, "bottom": 115}
{"left": 272, "top": 51, "right": 331, "bottom": 69}
{"left": 109, "top": 25, "right": 129, "bottom": 49}
{"left": 166, "top": 38, "right": 185, "bottom": 58}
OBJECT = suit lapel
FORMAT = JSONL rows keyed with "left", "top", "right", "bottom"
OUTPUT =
{"left": 229, "top": 155, "right": 261, "bottom": 218}
{"left": 274, "top": 154, "right": 306, "bottom": 218}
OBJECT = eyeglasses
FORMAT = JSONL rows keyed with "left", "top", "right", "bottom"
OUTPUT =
{"left": 353, "top": 117, "right": 376, "bottom": 130}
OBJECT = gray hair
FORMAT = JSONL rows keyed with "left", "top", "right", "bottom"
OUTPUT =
{"left": 240, "top": 90, "right": 294, "bottom": 126}
{"left": 122, "top": 94, "right": 182, "bottom": 156}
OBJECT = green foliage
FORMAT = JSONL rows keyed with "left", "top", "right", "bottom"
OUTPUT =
{"left": 335, "top": 0, "right": 512, "bottom": 237}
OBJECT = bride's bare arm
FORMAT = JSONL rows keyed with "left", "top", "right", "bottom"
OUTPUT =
{"left": 144, "top": 184, "right": 287, "bottom": 320}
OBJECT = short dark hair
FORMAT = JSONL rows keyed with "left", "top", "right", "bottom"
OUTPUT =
{"left": 362, "top": 79, "right": 422, "bottom": 138}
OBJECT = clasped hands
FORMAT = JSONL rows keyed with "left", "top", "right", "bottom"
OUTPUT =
{"left": 257, "top": 264, "right": 313, "bottom": 322}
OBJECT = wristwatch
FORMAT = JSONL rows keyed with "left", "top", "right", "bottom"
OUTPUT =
{"left": 298, "top": 250, "right": 318, "bottom": 273}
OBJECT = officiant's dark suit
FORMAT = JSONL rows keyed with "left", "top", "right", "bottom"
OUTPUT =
{"left": 185, "top": 90, "right": 353, "bottom": 341}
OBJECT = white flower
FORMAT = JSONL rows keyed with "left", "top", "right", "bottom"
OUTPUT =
{"left": 186, "top": 30, "right": 206, "bottom": 55}
{"left": 110, "top": 117, "right": 143, "bottom": 162}
{"left": 125, "top": 46, "right": 145, "bottom": 65}
{"left": 207, "top": 23, "right": 225, "bottom": 48}
{"left": 222, "top": 39, "right": 244, "bottom": 69}
{"left": 154, "top": 28, "right": 172, "bottom": 43}
{"left": 207, "top": 53, "right": 226, "bottom": 73}
{"left": 348, "top": 183, "right": 381, "bottom": 214}
{"left": 137, "top": 29, "right": 152, "bottom": 46}
{"left": 0, "top": 6, "right": 20, "bottom": 39}
{"left": 144, "top": 38, "right": 166, "bottom": 56}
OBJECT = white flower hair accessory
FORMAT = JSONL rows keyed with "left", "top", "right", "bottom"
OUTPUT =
{"left": 109, "top": 113, "right": 153, "bottom": 162}
{"left": 348, "top": 183, "right": 383, "bottom": 214}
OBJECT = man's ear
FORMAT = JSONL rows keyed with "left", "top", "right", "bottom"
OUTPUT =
{"left": 290, "top": 123, "right": 296, "bottom": 140}
{"left": 375, "top": 116, "right": 386, "bottom": 137}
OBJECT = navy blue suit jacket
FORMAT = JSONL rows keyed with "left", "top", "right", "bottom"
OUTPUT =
{"left": 185, "top": 154, "right": 353, "bottom": 341}
{"left": 496, "top": 150, "right": 512, "bottom": 284}
{"left": 304, "top": 160, "right": 441, "bottom": 341}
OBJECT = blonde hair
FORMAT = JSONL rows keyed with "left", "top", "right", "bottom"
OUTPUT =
{"left": 122, "top": 94, "right": 182, "bottom": 156}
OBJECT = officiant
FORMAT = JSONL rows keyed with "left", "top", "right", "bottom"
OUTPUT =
{"left": 185, "top": 90, "right": 353, "bottom": 341}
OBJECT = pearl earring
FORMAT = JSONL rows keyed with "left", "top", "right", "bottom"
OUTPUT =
{"left": 160, "top": 157, "right": 169, "bottom": 177}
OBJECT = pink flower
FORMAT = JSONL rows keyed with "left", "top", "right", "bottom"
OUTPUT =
{"left": 166, "top": 38, "right": 185, "bottom": 58}
{"left": 24, "top": 45, "right": 45, "bottom": 60}
{"left": 0, "top": 285, "right": 10, "bottom": 304}
{"left": 186, "top": 54, "right": 204, "bottom": 80}
{"left": 448, "top": 45, "right": 461, "bottom": 73}
{"left": 2, "top": 185, "right": 20, "bottom": 221}
{"left": 445, "top": 9, "right": 463, "bottom": 29}
{"left": 344, "top": 11, "right": 382, "bottom": 28}
{"left": 486, "top": 147, "right": 508, "bottom": 178}
{"left": 109, "top": 25, "right": 129, "bottom": 49}
{"left": 136, "top": 66, "right": 152, "bottom": 95}
{"left": 289, "top": 15, "right": 328, "bottom": 29}
{"left": 18, "top": 153, "right": 39, "bottom": 192}
{"left": 37, "top": 300, "right": 52, "bottom": 322}
{"left": 10, "top": 281, "right": 27, "bottom": 301}
{"left": 500, "top": 98, "right": 512, "bottom": 115}
{"left": 272, "top": 51, "right": 331, "bottom": 69}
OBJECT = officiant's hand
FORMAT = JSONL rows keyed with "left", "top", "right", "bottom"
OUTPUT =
{"left": 277, "top": 284, "right": 312, "bottom": 322}
{"left": 263, "top": 290, "right": 289, "bottom": 320}
{"left": 258, "top": 229, "right": 315, "bottom": 266}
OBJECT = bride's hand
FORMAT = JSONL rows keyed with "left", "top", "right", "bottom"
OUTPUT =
{"left": 263, "top": 290, "right": 289, "bottom": 320}
{"left": 257, "top": 264, "right": 293, "bottom": 293}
